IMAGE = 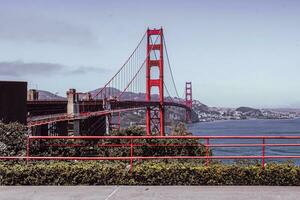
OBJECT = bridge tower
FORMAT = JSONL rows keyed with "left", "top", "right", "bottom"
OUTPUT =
{"left": 185, "top": 82, "right": 192, "bottom": 122}
{"left": 146, "top": 28, "right": 165, "bottom": 136}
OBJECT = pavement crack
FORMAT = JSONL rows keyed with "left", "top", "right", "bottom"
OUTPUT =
{"left": 104, "top": 186, "right": 120, "bottom": 200}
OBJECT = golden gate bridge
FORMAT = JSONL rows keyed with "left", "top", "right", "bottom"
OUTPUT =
{"left": 27, "top": 28, "right": 193, "bottom": 136}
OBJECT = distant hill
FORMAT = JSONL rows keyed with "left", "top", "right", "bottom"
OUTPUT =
{"left": 88, "top": 87, "right": 158, "bottom": 101}
{"left": 36, "top": 90, "right": 66, "bottom": 100}
{"left": 192, "top": 99, "right": 223, "bottom": 115}
{"left": 236, "top": 106, "right": 263, "bottom": 117}
{"left": 267, "top": 108, "right": 300, "bottom": 114}
{"left": 236, "top": 106, "right": 261, "bottom": 113}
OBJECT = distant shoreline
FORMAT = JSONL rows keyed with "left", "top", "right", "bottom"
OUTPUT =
{"left": 195, "top": 117, "right": 299, "bottom": 124}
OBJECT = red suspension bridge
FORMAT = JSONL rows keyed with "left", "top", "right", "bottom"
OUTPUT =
{"left": 27, "top": 28, "right": 193, "bottom": 136}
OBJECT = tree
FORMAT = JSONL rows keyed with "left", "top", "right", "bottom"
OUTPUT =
{"left": 171, "top": 122, "right": 191, "bottom": 136}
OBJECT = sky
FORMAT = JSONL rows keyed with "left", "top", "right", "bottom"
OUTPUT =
{"left": 0, "top": 0, "right": 300, "bottom": 108}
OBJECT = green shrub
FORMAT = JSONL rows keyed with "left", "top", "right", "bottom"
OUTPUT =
{"left": 0, "top": 122, "right": 27, "bottom": 156}
{"left": 0, "top": 161, "right": 299, "bottom": 185}
{"left": 29, "top": 126, "right": 208, "bottom": 158}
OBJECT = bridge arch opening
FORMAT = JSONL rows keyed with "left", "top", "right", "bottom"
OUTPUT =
{"left": 150, "top": 66, "right": 160, "bottom": 79}
{"left": 149, "top": 35, "right": 161, "bottom": 44}
{"left": 150, "top": 86, "right": 160, "bottom": 98}
{"left": 150, "top": 50, "right": 160, "bottom": 60}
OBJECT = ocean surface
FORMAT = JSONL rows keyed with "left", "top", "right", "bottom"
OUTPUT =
{"left": 188, "top": 118, "right": 300, "bottom": 165}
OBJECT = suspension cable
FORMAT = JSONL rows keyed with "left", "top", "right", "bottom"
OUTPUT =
{"left": 118, "top": 30, "right": 162, "bottom": 99}
{"left": 149, "top": 36, "right": 174, "bottom": 103}
{"left": 162, "top": 35, "right": 180, "bottom": 98}
{"left": 92, "top": 31, "right": 147, "bottom": 99}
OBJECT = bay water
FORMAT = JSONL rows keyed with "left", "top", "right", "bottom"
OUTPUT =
{"left": 188, "top": 118, "right": 300, "bottom": 165}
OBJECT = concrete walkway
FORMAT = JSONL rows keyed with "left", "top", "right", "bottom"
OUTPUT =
{"left": 0, "top": 186, "right": 299, "bottom": 200}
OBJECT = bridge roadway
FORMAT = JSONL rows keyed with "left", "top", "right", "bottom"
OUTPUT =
{"left": 27, "top": 100, "right": 190, "bottom": 127}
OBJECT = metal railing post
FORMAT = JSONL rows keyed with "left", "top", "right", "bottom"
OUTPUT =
{"left": 262, "top": 138, "right": 265, "bottom": 169}
{"left": 26, "top": 136, "right": 30, "bottom": 163}
{"left": 205, "top": 138, "right": 210, "bottom": 166}
{"left": 130, "top": 139, "right": 134, "bottom": 173}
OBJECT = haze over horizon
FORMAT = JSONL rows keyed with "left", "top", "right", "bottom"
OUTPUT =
{"left": 0, "top": 0, "right": 300, "bottom": 108}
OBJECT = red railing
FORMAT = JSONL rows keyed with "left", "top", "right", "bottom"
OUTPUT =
{"left": 1, "top": 135, "right": 300, "bottom": 171}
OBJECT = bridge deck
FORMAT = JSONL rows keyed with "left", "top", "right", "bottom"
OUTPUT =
{"left": 27, "top": 100, "right": 190, "bottom": 127}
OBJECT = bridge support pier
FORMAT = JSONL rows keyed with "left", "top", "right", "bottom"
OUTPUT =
{"left": 27, "top": 89, "right": 39, "bottom": 101}
{"left": 103, "top": 98, "right": 111, "bottom": 135}
{"left": 105, "top": 115, "right": 110, "bottom": 135}
{"left": 67, "top": 89, "right": 80, "bottom": 136}
{"left": 108, "top": 112, "right": 121, "bottom": 132}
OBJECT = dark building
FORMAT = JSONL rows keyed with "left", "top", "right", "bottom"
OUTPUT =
{"left": 0, "top": 81, "right": 27, "bottom": 124}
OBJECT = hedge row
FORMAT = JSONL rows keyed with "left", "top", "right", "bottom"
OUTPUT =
{"left": 0, "top": 161, "right": 299, "bottom": 185}
{"left": 30, "top": 137, "right": 207, "bottom": 157}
